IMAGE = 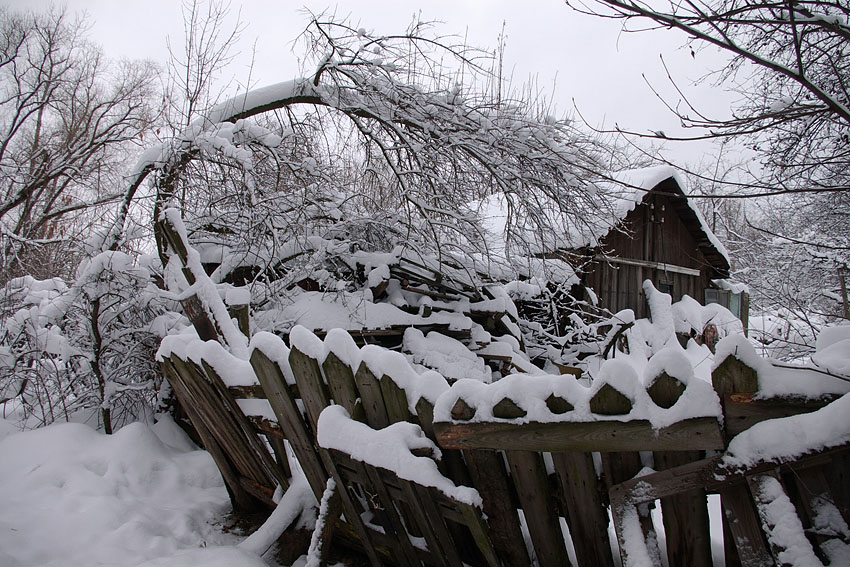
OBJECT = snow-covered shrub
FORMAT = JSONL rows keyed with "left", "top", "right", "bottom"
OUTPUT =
{"left": 1, "top": 252, "right": 174, "bottom": 431}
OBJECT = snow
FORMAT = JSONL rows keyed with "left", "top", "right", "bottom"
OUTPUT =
{"left": 261, "top": 290, "right": 472, "bottom": 333}
{"left": 816, "top": 324, "right": 850, "bottom": 352}
{"left": 812, "top": 338, "right": 850, "bottom": 375}
{"left": 432, "top": 354, "right": 721, "bottom": 430}
{"left": 0, "top": 416, "right": 246, "bottom": 567}
{"left": 238, "top": 475, "right": 316, "bottom": 556}
{"left": 714, "top": 333, "right": 850, "bottom": 398}
{"left": 403, "top": 328, "right": 492, "bottom": 383}
{"left": 316, "top": 405, "right": 481, "bottom": 506}
{"left": 722, "top": 392, "right": 850, "bottom": 470}
{"left": 751, "top": 474, "right": 823, "bottom": 567}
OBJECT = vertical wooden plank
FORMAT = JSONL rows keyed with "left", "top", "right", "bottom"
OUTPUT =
{"left": 161, "top": 359, "right": 255, "bottom": 510}
{"left": 653, "top": 451, "right": 713, "bottom": 567}
{"left": 289, "top": 346, "right": 331, "bottom": 432}
{"left": 379, "top": 375, "right": 414, "bottom": 424}
{"left": 464, "top": 450, "right": 532, "bottom": 567}
{"left": 322, "top": 351, "right": 361, "bottom": 418}
{"left": 552, "top": 451, "right": 615, "bottom": 567}
{"left": 716, "top": 484, "right": 773, "bottom": 567}
{"left": 602, "top": 451, "right": 660, "bottom": 564}
{"left": 354, "top": 361, "right": 390, "bottom": 430}
{"left": 457, "top": 502, "right": 502, "bottom": 567}
{"left": 415, "top": 398, "right": 472, "bottom": 487}
{"left": 201, "top": 360, "right": 288, "bottom": 490}
{"left": 361, "top": 463, "right": 421, "bottom": 566}
{"left": 647, "top": 371, "right": 711, "bottom": 567}
{"left": 266, "top": 434, "right": 292, "bottom": 479}
{"left": 506, "top": 450, "right": 571, "bottom": 567}
{"left": 250, "top": 349, "right": 328, "bottom": 501}
{"left": 712, "top": 354, "right": 774, "bottom": 565}
{"left": 319, "top": 450, "right": 384, "bottom": 567}
{"left": 398, "top": 480, "right": 463, "bottom": 567}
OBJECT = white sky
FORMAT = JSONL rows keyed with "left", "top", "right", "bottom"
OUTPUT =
{"left": 8, "top": 0, "right": 738, "bottom": 168}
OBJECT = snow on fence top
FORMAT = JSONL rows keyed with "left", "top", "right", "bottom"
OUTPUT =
{"left": 316, "top": 404, "right": 482, "bottom": 506}
{"left": 714, "top": 333, "right": 850, "bottom": 399}
{"left": 432, "top": 346, "right": 722, "bottom": 431}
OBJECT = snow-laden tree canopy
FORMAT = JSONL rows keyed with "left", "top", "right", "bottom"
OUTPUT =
{"left": 105, "top": 17, "right": 624, "bottom": 292}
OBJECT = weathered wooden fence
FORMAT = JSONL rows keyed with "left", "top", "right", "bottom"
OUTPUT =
{"left": 159, "top": 324, "right": 850, "bottom": 567}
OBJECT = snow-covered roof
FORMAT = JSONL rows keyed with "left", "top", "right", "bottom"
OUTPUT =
{"left": 606, "top": 166, "right": 731, "bottom": 267}
{"left": 476, "top": 165, "right": 730, "bottom": 274}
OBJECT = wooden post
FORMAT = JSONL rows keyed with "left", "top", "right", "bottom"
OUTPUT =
{"left": 712, "top": 355, "right": 773, "bottom": 566}
{"left": 552, "top": 451, "right": 615, "bottom": 567}
{"left": 593, "top": 381, "right": 661, "bottom": 566}
{"left": 250, "top": 348, "right": 329, "bottom": 501}
{"left": 648, "top": 373, "right": 712, "bottom": 567}
{"left": 506, "top": 449, "right": 571, "bottom": 567}
{"left": 464, "top": 450, "right": 532, "bottom": 567}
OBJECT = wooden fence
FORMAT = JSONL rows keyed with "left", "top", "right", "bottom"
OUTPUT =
{"left": 159, "top": 326, "right": 850, "bottom": 567}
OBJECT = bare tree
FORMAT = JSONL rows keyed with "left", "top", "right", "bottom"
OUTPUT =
{"left": 0, "top": 7, "right": 159, "bottom": 282}
{"left": 567, "top": 0, "right": 849, "bottom": 194}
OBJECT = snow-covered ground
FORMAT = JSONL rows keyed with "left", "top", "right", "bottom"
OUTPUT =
{"left": 0, "top": 415, "right": 273, "bottom": 567}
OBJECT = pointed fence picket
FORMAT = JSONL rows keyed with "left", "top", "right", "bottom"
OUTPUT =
{"left": 161, "top": 327, "right": 850, "bottom": 567}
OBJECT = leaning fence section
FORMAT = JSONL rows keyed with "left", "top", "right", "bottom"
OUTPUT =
{"left": 160, "top": 327, "right": 850, "bottom": 567}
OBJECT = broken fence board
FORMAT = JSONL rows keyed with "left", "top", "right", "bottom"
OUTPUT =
{"left": 250, "top": 349, "right": 329, "bottom": 501}
{"left": 322, "top": 351, "right": 361, "bottom": 418}
{"left": 551, "top": 451, "right": 615, "bottom": 567}
{"left": 202, "top": 360, "right": 288, "bottom": 490}
{"left": 161, "top": 359, "right": 256, "bottom": 510}
{"left": 506, "top": 450, "right": 570, "bottom": 567}
{"left": 464, "top": 449, "right": 531, "bottom": 567}
{"left": 354, "top": 361, "right": 391, "bottom": 430}
{"left": 653, "top": 450, "right": 712, "bottom": 567}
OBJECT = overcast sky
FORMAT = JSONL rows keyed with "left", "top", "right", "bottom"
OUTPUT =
{"left": 9, "top": 0, "right": 738, "bottom": 169}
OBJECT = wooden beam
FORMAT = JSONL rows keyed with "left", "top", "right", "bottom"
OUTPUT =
{"left": 434, "top": 417, "right": 724, "bottom": 452}
{"left": 593, "top": 254, "right": 702, "bottom": 277}
{"left": 723, "top": 393, "right": 836, "bottom": 438}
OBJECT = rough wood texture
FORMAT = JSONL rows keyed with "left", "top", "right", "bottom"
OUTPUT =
{"left": 646, "top": 373, "right": 685, "bottom": 409}
{"left": 603, "top": 449, "right": 659, "bottom": 567}
{"left": 289, "top": 345, "right": 331, "bottom": 432}
{"left": 201, "top": 360, "right": 287, "bottom": 490}
{"left": 434, "top": 417, "right": 724, "bottom": 452}
{"left": 354, "top": 361, "right": 390, "bottom": 430}
{"left": 171, "top": 356, "right": 269, "bottom": 487}
{"left": 322, "top": 351, "right": 360, "bottom": 418}
{"left": 723, "top": 393, "right": 834, "bottom": 437}
{"left": 492, "top": 397, "right": 526, "bottom": 419}
{"left": 711, "top": 354, "right": 776, "bottom": 565}
{"left": 589, "top": 383, "right": 633, "bottom": 415}
{"left": 379, "top": 374, "right": 414, "bottom": 424}
{"left": 450, "top": 397, "right": 476, "bottom": 421}
{"left": 653, "top": 450, "right": 713, "bottom": 567}
{"left": 506, "top": 450, "right": 570, "bottom": 567}
{"left": 748, "top": 471, "right": 820, "bottom": 567}
{"left": 545, "top": 394, "right": 573, "bottom": 415}
{"left": 464, "top": 450, "right": 531, "bottom": 567}
{"left": 319, "top": 449, "right": 384, "bottom": 567}
{"left": 712, "top": 356, "right": 758, "bottom": 399}
{"left": 552, "top": 451, "right": 614, "bottom": 567}
{"left": 161, "top": 359, "right": 255, "bottom": 510}
{"left": 250, "top": 349, "right": 329, "bottom": 501}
